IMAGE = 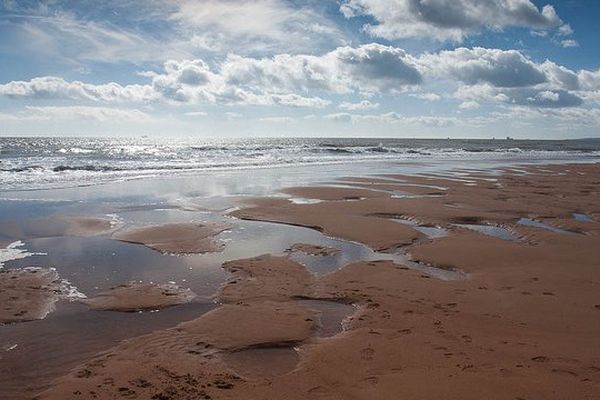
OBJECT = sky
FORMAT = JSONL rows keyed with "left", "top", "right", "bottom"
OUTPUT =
{"left": 0, "top": 0, "right": 599, "bottom": 139}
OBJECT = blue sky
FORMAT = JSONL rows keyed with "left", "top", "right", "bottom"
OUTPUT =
{"left": 0, "top": 0, "right": 599, "bottom": 138}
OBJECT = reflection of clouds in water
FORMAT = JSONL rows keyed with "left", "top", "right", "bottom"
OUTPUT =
{"left": 10, "top": 213, "right": 466, "bottom": 305}
{"left": 454, "top": 223, "right": 521, "bottom": 241}
{"left": 573, "top": 213, "right": 593, "bottom": 222}
{"left": 517, "top": 218, "right": 575, "bottom": 235}
{"left": 9, "top": 236, "right": 225, "bottom": 298}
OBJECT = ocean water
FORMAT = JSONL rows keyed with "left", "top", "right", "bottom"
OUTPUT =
{"left": 1, "top": 137, "right": 599, "bottom": 191}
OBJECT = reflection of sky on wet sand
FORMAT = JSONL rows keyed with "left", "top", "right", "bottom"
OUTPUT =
{"left": 0, "top": 301, "right": 215, "bottom": 399}
{"left": 517, "top": 218, "right": 576, "bottom": 235}
{"left": 454, "top": 224, "right": 521, "bottom": 241}
{"left": 573, "top": 213, "right": 593, "bottom": 222}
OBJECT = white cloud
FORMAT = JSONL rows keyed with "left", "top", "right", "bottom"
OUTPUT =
{"left": 143, "top": 44, "right": 421, "bottom": 106}
{"left": 324, "top": 112, "right": 353, "bottom": 123}
{"left": 558, "top": 23, "right": 574, "bottom": 36}
{"left": 15, "top": 12, "right": 187, "bottom": 65}
{"left": 0, "top": 76, "right": 157, "bottom": 102}
{"left": 4, "top": 0, "right": 346, "bottom": 68}
{"left": 339, "top": 100, "right": 380, "bottom": 110}
{"left": 24, "top": 106, "right": 152, "bottom": 122}
{"left": 219, "top": 44, "right": 421, "bottom": 96}
{"left": 577, "top": 69, "right": 600, "bottom": 91}
{"left": 410, "top": 92, "right": 441, "bottom": 101}
{"left": 356, "top": 112, "right": 461, "bottom": 127}
{"left": 540, "top": 61, "right": 580, "bottom": 90}
{"left": 270, "top": 94, "right": 330, "bottom": 108}
{"left": 498, "top": 106, "right": 600, "bottom": 128}
{"left": 455, "top": 84, "right": 583, "bottom": 108}
{"left": 170, "top": 0, "right": 346, "bottom": 54}
{"left": 459, "top": 101, "right": 480, "bottom": 110}
{"left": 145, "top": 59, "right": 219, "bottom": 103}
{"left": 419, "top": 47, "right": 596, "bottom": 110}
{"left": 326, "top": 111, "right": 479, "bottom": 127}
{"left": 560, "top": 39, "right": 579, "bottom": 48}
{"left": 536, "top": 90, "right": 560, "bottom": 102}
{"left": 340, "top": 0, "right": 563, "bottom": 42}
{"left": 258, "top": 116, "right": 294, "bottom": 123}
{"left": 419, "top": 47, "right": 547, "bottom": 87}
{"left": 2, "top": 44, "right": 599, "bottom": 117}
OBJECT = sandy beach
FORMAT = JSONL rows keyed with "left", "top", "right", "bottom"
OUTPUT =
{"left": 1, "top": 161, "right": 596, "bottom": 399}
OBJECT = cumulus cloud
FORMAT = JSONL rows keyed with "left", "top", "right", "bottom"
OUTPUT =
{"left": 560, "top": 39, "right": 579, "bottom": 48}
{"left": 540, "top": 61, "right": 580, "bottom": 90}
{"left": 357, "top": 112, "right": 461, "bottom": 127}
{"left": 25, "top": 106, "right": 152, "bottom": 121}
{"left": 455, "top": 85, "right": 583, "bottom": 109}
{"left": 324, "top": 112, "right": 354, "bottom": 123}
{"left": 258, "top": 116, "right": 294, "bottom": 123}
{"left": 340, "top": 0, "right": 564, "bottom": 41}
{"left": 558, "top": 23, "right": 574, "bottom": 36}
{"left": 143, "top": 59, "right": 219, "bottom": 103}
{"left": 2, "top": 44, "right": 599, "bottom": 116}
{"left": 219, "top": 44, "right": 421, "bottom": 96}
{"left": 419, "top": 47, "right": 547, "bottom": 87}
{"left": 498, "top": 105, "right": 600, "bottom": 128}
{"left": 339, "top": 100, "right": 380, "bottom": 110}
{"left": 326, "top": 111, "right": 470, "bottom": 127}
{"left": 419, "top": 47, "right": 595, "bottom": 110}
{"left": 577, "top": 69, "right": 600, "bottom": 91}
{"left": 0, "top": 76, "right": 157, "bottom": 102}
{"left": 410, "top": 92, "right": 441, "bottom": 101}
{"left": 459, "top": 101, "right": 480, "bottom": 110}
{"left": 143, "top": 44, "right": 421, "bottom": 105}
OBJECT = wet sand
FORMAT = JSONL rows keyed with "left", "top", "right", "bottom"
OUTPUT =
{"left": 112, "top": 222, "right": 230, "bottom": 254}
{"left": 80, "top": 282, "right": 196, "bottom": 312}
{"left": 0, "top": 268, "right": 67, "bottom": 323}
{"left": 286, "top": 243, "right": 340, "bottom": 256}
{"left": 0, "top": 216, "right": 118, "bottom": 240}
{"left": 3, "top": 162, "right": 600, "bottom": 399}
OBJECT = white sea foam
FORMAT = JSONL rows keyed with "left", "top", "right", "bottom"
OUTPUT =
{"left": 0, "top": 241, "right": 47, "bottom": 268}
{"left": 1, "top": 137, "right": 599, "bottom": 191}
{"left": 105, "top": 213, "right": 124, "bottom": 228}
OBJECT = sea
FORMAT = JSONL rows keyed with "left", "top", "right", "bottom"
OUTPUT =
{"left": 1, "top": 137, "right": 599, "bottom": 191}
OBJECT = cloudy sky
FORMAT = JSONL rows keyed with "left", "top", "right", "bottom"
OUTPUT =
{"left": 0, "top": 0, "right": 599, "bottom": 138}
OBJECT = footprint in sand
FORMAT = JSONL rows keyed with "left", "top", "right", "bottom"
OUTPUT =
{"left": 363, "top": 376, "right": 379, "bottom": 386}
{"left": 360, "top": 347, "right": 375, "bottom": 361}
{"left": 308, "top": 386, "right": 331, "bottom": 396}
{"left": 75, "top": 369, "right": 94, "bottom": 378}
{"left": 552, "top": 368, "right": 578, "bottom": 377}
{"left": 531, "top": 356, "right": 550, "bottom": 362}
